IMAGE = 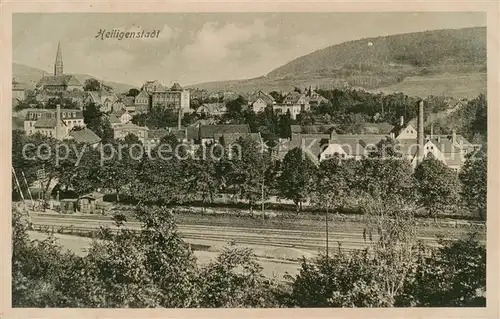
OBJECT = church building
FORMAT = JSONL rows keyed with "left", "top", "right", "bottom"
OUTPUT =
{"left": 35, "top": 42, "right": 83, "bottom": 92}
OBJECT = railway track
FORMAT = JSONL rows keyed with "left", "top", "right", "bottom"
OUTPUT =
{"left": 30, "top": 216, "right": 451, "bottom": 253}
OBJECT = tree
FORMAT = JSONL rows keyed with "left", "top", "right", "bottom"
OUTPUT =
{"left": 338, "top": 113, "right": 366, "bottom": 134}
{"left": 198, "top": 245, "right": 279, "bottom": 307}
{"left": 83, "top": 102, "right": 113, "bottom": 141}
{"left": 414, "top": 158, "right": 462, "bottom": 217}
{"left": 45, "top": 96, "right": 79, "bottom": 109}
{"left": 278, "top": 147, "right": 317, "bottom": 212}
{"left": 12, "top": 206, "right": 278, "bottom": 308}
{"left": 286, "top": 197, "right": 420, "bottom": 307}
{"left": 359, "top": 157, "right": 415, "bottom": 203}
{"left": 83, "top": 78, "right": 101, "bottom": 91}
{"left": 56, "top": 140, "right": 102, "bottom": 196}
{"left": 225, "top": 137, "right": 271, "bottom": 213}
{"left": 131, "top": 105, "right": 178, "bottom": 129}
{"left": 132, "top": 137, "right": 188, "bottom": 205}
{"left": 182, "top": 143, "right": 221, "bottom": 210}
{"left": 405, "top": 233, "right": 486, "bottom": 306}
{"left": 224, "top": 95, "right": 247, "bottom": 123}
{"left": 99, "top": 139, "right": 141, "bottom": 202}
{"left": 127, "top": 88, "right": 140, "bottom": 97}
{"left": 268, "top": 91, "right": 284, "bottom": 104}
{"left": 312, "top": 158, "right": 360, "bottom": 212}
{"left": 459, "top": 149, "right": 487, "bottom": 220}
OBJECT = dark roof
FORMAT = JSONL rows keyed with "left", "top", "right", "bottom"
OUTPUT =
{"left": 113, "top": 107, "right": 128, "bottom": 117}
{"left": 36, "top": 75, "right": 82, "bottom": 88}
{"left": 69, "top": 128, "right": 101, "bottom": 144}
{"left": 34, "top": 117, "right": 66, "bottom": 128}
{"left": 283, "top": 92, "right": 305, "bottom": 104}
{"left": 109, "top": 114, "right": 121, "bottom": 124}
{"left": 247, "top": 90, "right": 275, "bottom": 104}
{"left": 219, "top": 132, "right": 263, "bottom": 146}
{"left": 80, "top": 192, "right": 105, "bottom": 200}
{"left": 121, "top": 96, "right": 135, "bottom": 106}
{"left": 199, "top": 124, "right": 250, "bottom": 139}
{"left": 170, "top": 82, "right": 183, "bottom": 91}
{"left": 287, "top": 133, "right": 331, "bottom": 164}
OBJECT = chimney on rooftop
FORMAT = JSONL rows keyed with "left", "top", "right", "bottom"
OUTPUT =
{"left": 177, "top": 107, "right": 182, "bottom": 131}
{"left": 400, "top": 116, "right": 404, "bottom": 127}
{"left": 417, "top": 100, "right": 424, "bottom": 164}
{"left": 452, "top": 129, "right": 457, "bottom": 144}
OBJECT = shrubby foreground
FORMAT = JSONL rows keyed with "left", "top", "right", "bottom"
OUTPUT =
{"left": 13, "top": 203, "right": 486, "bottom": 308}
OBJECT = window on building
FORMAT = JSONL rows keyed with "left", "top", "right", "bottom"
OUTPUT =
{"left": 73, "top": 112, "right": 76, "bottom": 117}
{"left": 63, "top": 112, "right": 66, "bottom": 117}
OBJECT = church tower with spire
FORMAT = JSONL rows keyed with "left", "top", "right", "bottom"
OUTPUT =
{"left": 54, "top": 42, "right": 63, "bottom": 76}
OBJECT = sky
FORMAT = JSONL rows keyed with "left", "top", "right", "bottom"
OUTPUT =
{"left": 12, "top": 12, "right": 486, "bottom": 87}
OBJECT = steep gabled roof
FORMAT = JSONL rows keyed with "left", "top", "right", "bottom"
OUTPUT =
{"left": 282, "top": 92, "right": 305, "bottom": 104}
{"left": 170, "top": 82, "right": 183, "bottom": 91}
{"left": 247, "top": 90, "right": 275, "bottom": 104}
{"left": 36, "top": 75, "right": 82, "bottom": 87}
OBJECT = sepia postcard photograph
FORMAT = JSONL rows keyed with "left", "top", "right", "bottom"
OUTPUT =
{"left": 1, "top": 1, "right": 499, "bottom": 318}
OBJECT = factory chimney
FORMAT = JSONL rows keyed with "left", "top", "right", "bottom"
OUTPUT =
{"left": 177, "top": 107, "right": 182, "bottom": 131}
{"left": 417, "top": 100, "right": 424, "bottom": 164}
{"left": 55, "top": 104, "right": 61, "bottom": 140}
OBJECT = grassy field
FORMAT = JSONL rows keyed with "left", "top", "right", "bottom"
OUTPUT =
{"left": 372, "top": 72, "right": 486, "bottom": 99}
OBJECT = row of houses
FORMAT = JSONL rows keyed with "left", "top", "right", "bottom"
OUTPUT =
{"left": 277, "top": 102, "right": 479, "bottom": 171}
{"left": 195, "top": 90, "right": 328, "bottom": 120}
{"left": 112, "top": 122, "right": 264, "bottom": 152}
{"left": 20, "top": 106, "right": 102, "bottom": 147}
{"left": 17, "top": 104, "right": 476, "bottom": 172}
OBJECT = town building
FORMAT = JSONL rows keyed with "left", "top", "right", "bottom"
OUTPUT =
{"left": 79, "top": 192, "right": 112, "bottom": 214}
{"left": 196, "top": 103, "right": 228, "bottom": 117}
{"left": 65, "top": 127, "right": 102, "bottom": 148}
{"left": 84, "top": 90, "right": 118, "bottom": 113}
{"left": 24, "top": 107, "right": 84, "bottom": 136}
{"left": 113, "top": 122, "right": 149, "bottom": 145}
{"left": 306, "top": 91, "right": 328, "bottom": 108}
{"left": 278, "top": 101, "right": 477, "bottom": 170}
{"left": 150, "top": 82, "right": 190, "bottom": 113}
{"left": 247, "top": 90, "right": 276, "bottom": 113}
{"left": 273, "top": 92, "right": 310, "bottom": 119}
{"left": 198, "top": 124, "right": 250, "bottom": 145}
{"left": 35, "top": 42, "right": 83, "bottom": 92}
{"left": 12, "top": 78, "right": 28, "bottom": 101}
{"left": 134, "top": 90, "right": 150, "bottom": 113}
